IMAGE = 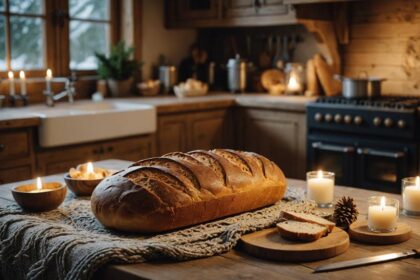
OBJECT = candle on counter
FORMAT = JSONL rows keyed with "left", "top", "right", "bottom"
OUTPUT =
{"left": 19, "top": 70, "right": 27, "bottom": 96}
{"left": 368, "top": 196, "right": 399, "bottom": 232}
{"left": 11, "top": 177, "right": 67, "bottom": 212}
{"left": 402, "top": 176, "right": 420, "bottom": 215}
{"left": 306, "top": 170, "right": 335, "bottom": 208}
{"left": 287, "top": 74, "right": 302, "bottom": 93}
{"left": 8, "top": 71, "right": 15, "bottom": 96}
{"left": 68, "top": 162, "right": 111, "bottom": 180}
{"left": 46, "top": 68, "right": 52, "bottom": 92}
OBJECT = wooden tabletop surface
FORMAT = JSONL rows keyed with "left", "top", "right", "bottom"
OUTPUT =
{"left": 0, "top": 159, "right": 419, "bottom": 280}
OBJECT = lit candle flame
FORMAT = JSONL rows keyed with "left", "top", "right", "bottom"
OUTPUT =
{"left": 416, "top": 176, "right": 420, "bottom": 188}
{"left": 317, "top": 170, "right": 323, "bottom": 179}
{"left": 87, "top": 162, "right": 94, "bottom": 174}
{"left": 36, "top": 177, "right": 43, "bottom": 191}
{"left": 380, "top": 196, "right": 386, "bottom": 210}
{"left": 8, "top": 71, "right": 14, "bottom": 80}
{"left": 287, "top": 74, "right": 301, "bottom": 92}
{"left": 19, "top": 70, "right": 25, "bottom": 79}
{"left": 46, "top": 69, "right": 52, "bottom": 80}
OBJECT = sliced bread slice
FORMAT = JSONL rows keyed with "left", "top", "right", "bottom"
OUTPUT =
{"left": 281, "top": 211, "right": 335, "bottom": 233}
{"left": 276, "top": 221, "right": 327, "bottom": 242}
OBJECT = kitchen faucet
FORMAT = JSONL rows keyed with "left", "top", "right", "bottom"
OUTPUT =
{"left": 44, "top": 73, "right": 77, "bottom": 107}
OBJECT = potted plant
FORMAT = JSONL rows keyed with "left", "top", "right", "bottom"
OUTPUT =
{"left": 95, "top": 41, "right": 141, "bottom": 97}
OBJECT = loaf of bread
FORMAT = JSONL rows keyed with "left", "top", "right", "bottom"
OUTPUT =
{"left": 91, "top": 149, "right": 287, "bottom": 233}
{"left": 281, "top": 211, "right": 335, "bottom": 233}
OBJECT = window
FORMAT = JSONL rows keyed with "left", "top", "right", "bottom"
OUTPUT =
{"left": 69, "top": 0, "right": 110, "bottom": 70}
{"left": 0, "top": 0, "right": 116, "bottom": 75}
{"left": 0, "top": 0, "right": 45, "bottom": 70}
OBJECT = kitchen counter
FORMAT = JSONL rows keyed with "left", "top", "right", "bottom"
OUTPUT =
{"left": 0, "top": 93, "right": 314, "bottom": 127}
{"left": 0, "top": 159, "right": 418, "bottom": 280}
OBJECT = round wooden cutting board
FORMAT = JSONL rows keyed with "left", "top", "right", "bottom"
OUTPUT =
{"left": 239, "top": 227, "right": 349, "bottom": 262}
{"left": 349, "top": 221, "right": 412, "bottom": 245}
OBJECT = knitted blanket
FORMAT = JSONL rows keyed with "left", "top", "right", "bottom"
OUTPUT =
{"left": 0, "top": 187, "right": 315, "bottom": 280}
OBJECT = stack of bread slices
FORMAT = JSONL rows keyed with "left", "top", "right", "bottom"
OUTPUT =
{"left": 276, "top": 211, "right": 335, "bottom": 242}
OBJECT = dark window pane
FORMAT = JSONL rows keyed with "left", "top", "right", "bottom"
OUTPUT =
{"left": 70, "top": 21, "right": 108, "bottom": 70}
{"left": 0, "top": 0, "right": 4, "bottom": 12}
{"left": 10, "top": 16, "right": 44, "bottom": 69}
{"left": 0, "top": 16, "right": 5, "bottom": 70}
{"left": 9, "top": 0, "right": 43, "bottom": 15}
{"left": 70, "top": 0, "right": 109, "bottom": 20}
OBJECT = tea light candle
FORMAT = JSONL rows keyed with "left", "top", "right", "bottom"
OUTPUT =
{"left": 368, "top": 196, "right": 398, "bottom": 232}
{"left": 19, "top": 70, "right": 27, "bottom": 96}
{"left": 46, "top": 68, "right": 52, "bottom": 92}
{"left": 307, "top": 170, "right": 335, "bottom": 208}
{"left": 8, "top": 71, "right": 15, "bottom": 96}
{"left": 402, "top": 176, "right": 420, "bottom": 216}
{"left": 11, "top": 177, "right": 66, "bottom": 212}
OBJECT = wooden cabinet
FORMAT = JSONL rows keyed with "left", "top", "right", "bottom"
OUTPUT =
{"left": 165, "top": 0, "right": 296, "bottom": 28}
{"left": 0, "top": 128, "right": 36, "bottom": 184}
{"left": 237, "top": 108, "right": 306, "bottom": 179}
{"left": 157, "top": 109, "right": 234, "bottom": 156}
{"left": 36, "top": 135, "right": 155, "bottom": 176}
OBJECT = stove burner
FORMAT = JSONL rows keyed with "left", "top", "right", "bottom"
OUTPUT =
{"left": 316, "top": 96, "right": 420, "bottom": 110}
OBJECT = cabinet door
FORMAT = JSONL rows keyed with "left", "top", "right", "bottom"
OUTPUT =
{"left": 240, "top": 109, "right": 306, "bottom": 179}
{"left": 0, "top": 165, "right": 32, "bottom": 184}
{"left": 189, "top": 110, "right": 231, "bottom": 150}
{"left": 167, "top": 0, "right": 220, "bottom": 24}
{"left": 101, "top": 136, "right": 154, "bottom": 162}
{"left": 225, "top": 0, "right": 290, "bottom": 18}
{"left": 157, "top": 114, "right": 189, "bottom": 155}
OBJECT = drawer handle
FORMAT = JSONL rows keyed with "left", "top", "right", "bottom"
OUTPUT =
{"left": 0, "top": 144, "right": 4, "bottom": 152}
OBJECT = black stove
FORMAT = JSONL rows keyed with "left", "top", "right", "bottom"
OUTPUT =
{"left": 307, "top": 96, "right": 420, "bottom": 194}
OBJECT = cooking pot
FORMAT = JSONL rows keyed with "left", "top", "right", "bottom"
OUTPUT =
{"left": 335, "top": 74, "right": 386, "bottom": 99}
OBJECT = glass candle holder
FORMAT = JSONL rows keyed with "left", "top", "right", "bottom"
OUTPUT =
{"left": 306, "top": 170, "right": 335, "bottom": 208}
{"left": 285, "top": 63, "right": 304, "bottom": 95}
{"left": 367, "top": 196, "right": 399, "bottom": 233}
{"left": 402, "top": 176, "right": 420, "bottom": 216}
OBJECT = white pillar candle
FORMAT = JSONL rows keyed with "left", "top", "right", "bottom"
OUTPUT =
{"left": 19, "top": 70, "right": 27, "bottom": 96}
{"left": 8, "top": 71, "right": 15, "bottom": 96}
{"left": 307, "top": 170, "right": 334, "bottom": 205}
{"left": 46, "top": 68, "right": 52, "bottom": 92}
{"left": 403, "top": 176, "right": 420, "bottom": 212}
{"left": 368, "top": 196, "right": 398, "bottom": 232}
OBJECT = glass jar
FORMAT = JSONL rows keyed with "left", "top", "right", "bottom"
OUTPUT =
{"left": 306, "top": 170, "right": 335, "bottom": 208}
{"left": 402, "top": 176, "right": 420, "bottom": 216}
{"left": 367, "top": 196, "right": 399, "bottom": 233}
{"left": 285, "top": 63, "right": 304, "bottom": 95}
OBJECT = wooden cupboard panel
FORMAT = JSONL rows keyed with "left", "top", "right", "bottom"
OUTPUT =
{"left": 0, "top": 130, "right": 29, "bottom": 161}
{"left": 190, "top": 116, "right": 225, "bottom": 150}
{"left": 157, "top": 114, "right": 189, "bottom": 155}
{"left": 0, "top": 165, "right": 32, "bottom": 184}
{"left": 239, "top": 109, "right": 306, "bottom": 179}
{"left": 225, "top": 0, "right": 289, "bottom": 18}
{"left": 103, "top": 136, "right": 154, "bottom": 162}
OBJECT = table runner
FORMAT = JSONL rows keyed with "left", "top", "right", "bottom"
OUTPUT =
{"left": 0, "top": 187, "right": 316, "bottom": 280}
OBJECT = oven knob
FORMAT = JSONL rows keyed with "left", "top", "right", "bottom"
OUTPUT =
{"left": 325, "top": 113, "right": 333, "bottom": 122}
{"left": 397, "top": 120, "right": 406, "bottom": 129}
{"left": 373, "top": 117, "right": 382, "bottom": 126}
{"left": 384, "top": 118, "right": 393, "bottom": 127}
{"left": 354, "top": 116, "right": 363, "bottom": 125}
{"left": 334, "top": 114, "right": 342, "bottom": 123}
{"left": 314, "top": 113, "right": 323, "bottom": 122}
{"left": 344, "top": 115, "right": 352, "bottom": 124}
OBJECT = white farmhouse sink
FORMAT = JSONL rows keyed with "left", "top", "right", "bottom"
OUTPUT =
{"left": 31, "top": 100, "right": 156, "bottom": 147}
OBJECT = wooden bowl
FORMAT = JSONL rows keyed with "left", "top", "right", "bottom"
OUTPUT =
{"left": 64, "top": 173, "right": 103, "bottom": 196}
{"left": 12, "top": 182, "right": 67, "bottom": 212}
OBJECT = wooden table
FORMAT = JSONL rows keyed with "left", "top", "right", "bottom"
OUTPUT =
{"left": 0, "top": 160, "right": 419, "bottom": 280}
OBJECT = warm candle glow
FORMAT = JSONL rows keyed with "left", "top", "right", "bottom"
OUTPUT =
{"left": 36, "top": 177, "right": 43, "bottom": 191}
{"left": 380, "top": 196, "right": 386, "bottom": 210}
{"left": 46, "top": 69, "right": 52, "bottom": 80}
{"left": 87, "top": 162, "right": 94, "bottom": 174}
{"left": 416, "top": 176, "right": 420, "bottom": 188}
{"left": 8, "top": 71, "right": 14, "bottom": 80}
{"left": 317, "top": 170, "right": 323, "bottom": 179}
{"left": 19, "top": 70, "right": 25, "bottom": 80}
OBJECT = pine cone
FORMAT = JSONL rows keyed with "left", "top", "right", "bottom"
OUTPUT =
{"left": 334, "top": 196, "right": 359, "bottom": 229}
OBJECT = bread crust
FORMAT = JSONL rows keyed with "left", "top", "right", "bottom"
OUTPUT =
{"left": 91, "top": 149, "right": 287, "bottom": 233}
{"left": 276, "top": 221, "right": 327, "bottom": 242}
{"left": 282, "top": 211, "right": 335, "bottom": 233}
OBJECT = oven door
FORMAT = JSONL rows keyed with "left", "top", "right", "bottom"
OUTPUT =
{"left": 308, "top": 140, "right": 356, "bottom": 186}
{"left": 356, "top": 145, "right": 410, "bottom": 193}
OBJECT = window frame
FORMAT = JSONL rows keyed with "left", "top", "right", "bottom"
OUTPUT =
{"left": 0, "top": 0, "right": 120, "bottom": 78}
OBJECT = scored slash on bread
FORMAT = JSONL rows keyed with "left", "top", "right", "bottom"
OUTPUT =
{"left": 276, "top": 221, "right": 328, "bottom": 242}
{"left": 281, "top": 211, "right": 335, "bottom": 233}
